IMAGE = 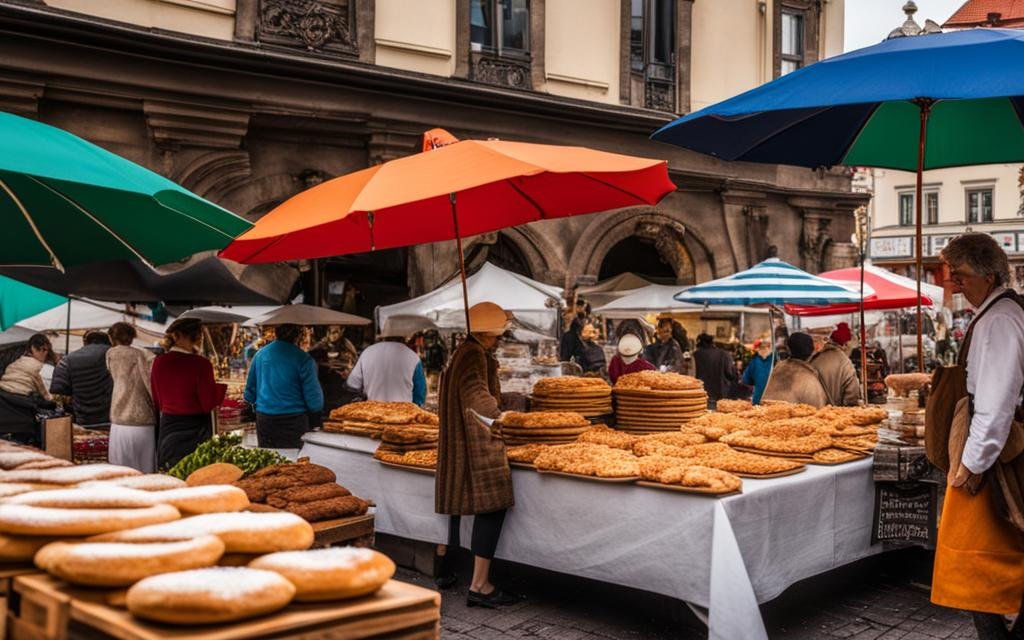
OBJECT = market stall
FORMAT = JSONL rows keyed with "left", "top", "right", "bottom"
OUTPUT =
{"left": 300, "top": 429, "right": 878, "bottom": 640}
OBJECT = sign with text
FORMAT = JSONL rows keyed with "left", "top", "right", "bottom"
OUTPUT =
{"left": 991, "top": 232, "right": 1017, "bottom": 253}
{"left": 870, "top": 237, "right": 912, "bottom": 259}
{"left": 872, "top": 482, "right": 938, "bottom": 547}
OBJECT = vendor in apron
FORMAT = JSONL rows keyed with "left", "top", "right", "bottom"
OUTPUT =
{"left": 435, "top": 301, "right": 521, "bottom": 609}
{"left": 932, "top": 233, "right": 1024, "bottom": 639}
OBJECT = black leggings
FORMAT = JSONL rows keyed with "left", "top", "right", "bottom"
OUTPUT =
{"left": 448, "top": 510, "right": 507, "bottom": 560}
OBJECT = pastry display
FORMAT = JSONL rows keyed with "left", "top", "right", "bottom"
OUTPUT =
{"left": 3, "top": 486, "right": 158, "bottom": 509}
{"left": 34, "top": 535, "right": 225, "bottom": 586}
{"left": 375, "top": 425, "right": 439, "bottom": 462}
{"left": 186, "top": 462, "right": 244, "bottom": 486}
{"left": 720, "top": 430, "right": 833, "bottom": 455}
{"left": 812, "top": 448, "right": 865, "bottom": 464}
{"left": 0, "top": 483, "right": 41, "bottom": 498}
{"left": 638, "top": 456, "right": 743, "bottom": 493}
{"left": 0, "top": 533, "right": 63, "bottom": 562}
{"left": 506, "top": 443, "right": 550, "bottom": 464}
{"left": 373, "top": 448, "right": 438, "bottom": 469}
{"left": 0, "top": 463, "right": 140, "bottom": 485}
{"left": 530, "top": 376, "right": 613, "bottom": 418}
{"left": 533, "top": 442, "right": 641, "bottom": 478}
{"left": 326, "top": 401, "right": 439, "bottom": 437}
{"left": 613, "top": 372, "right": 708, "bottom": 432}
{"left": 151, "top": 485, "right": 250, "bottom": 514}
{"left": 235, "top": 462, "right": 370, "bottom": 522}
{"left": 498, "top": 410, "right": 593, "bottom": 445}
{"left": 126, "top": 567, "right": 296, "bottom": 624}
{"left": 714, "top": 399, "right": 753, "bottom": 413}
{"left": 575, "top": 425, "right": 639, "bottom": 450}
{"left": 80, "top": 474, "right": 187, "bottom": 491}
{"left": 0, "top": 450, "right": 52, "bottom": 470}
{"left": 93, "top": 511, "right": 315, "bottom": 553}
{"left": 249, "top": 547, "right": 396, "bottom": 601}
{"left": 0, "top": 503, "right": 181, "bottom": 536}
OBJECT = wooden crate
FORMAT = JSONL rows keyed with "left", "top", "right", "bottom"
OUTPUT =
{"left": 1, "top": 565, "right": 41, "bottom": 640}
{"left": 9, "top": 573, "right": 439, "bottom": 640}
{"left": 312, "top": 513, "right": 375, "bottom": 548}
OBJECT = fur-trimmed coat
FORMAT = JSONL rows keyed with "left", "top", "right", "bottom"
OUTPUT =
{"left": 810, "top": 344, "right": 861, "bottom": 407}
{"left": 761, "top": 358, "right": 829, "bottom": 408}
{"left": 435, "top": 336, "right": 513, "bottom": 516}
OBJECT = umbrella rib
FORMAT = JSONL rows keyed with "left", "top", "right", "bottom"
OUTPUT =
{"left": 577, "top": 172, "right": 659, "bottom": 205}
{"left": 26, "top": 176, "right": 156, "bottom": 268}
{"left": 0, "top": 176, "right": 65, "bottom": 272}
{"left": 505, "top": 181, "right": 548, "bottom": 219}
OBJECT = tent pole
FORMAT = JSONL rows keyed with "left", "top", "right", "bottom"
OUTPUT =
{"left": 64, "top": 297, "right": 70, "bottom": 354}
{"left": 450, "top": 193, "right": 471, "bottom": 331}
{"left": 913, "top": 99, "right": 933, "bottom": 370}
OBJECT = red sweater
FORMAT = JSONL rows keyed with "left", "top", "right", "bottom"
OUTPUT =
{"left": 608, "top": 355, "right": 656, "bottom": 384}
{"left": 151, "top": 351, "right": 226, "bottom": 416}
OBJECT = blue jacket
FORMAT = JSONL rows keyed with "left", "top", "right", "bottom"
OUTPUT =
{"left": 244, "top": 340, "right": 324, "bottom": 415}
{"left": 742, "top": 353, "right": 774, "bottom": 405}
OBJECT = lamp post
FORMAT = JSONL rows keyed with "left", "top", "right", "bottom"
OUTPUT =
{"left": 852, "top": 205, "right": 869, "bottom": 403}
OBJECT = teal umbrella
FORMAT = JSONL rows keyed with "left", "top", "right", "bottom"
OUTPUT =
{"left": 0, "top": 111, "right": 252, "bottom": 270}
{"left": 0, "top": 274, "right": 65, "bottom": 331}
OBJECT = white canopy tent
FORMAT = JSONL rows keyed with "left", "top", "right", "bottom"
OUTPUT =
{"left": 377, "top": 263, "right": 564, "bottom": 336}
{"left": 7, "top": 299, "right": 169, "bottom": 354}
{"left": 575, "top": 272, "right": 651, "bottom": 309}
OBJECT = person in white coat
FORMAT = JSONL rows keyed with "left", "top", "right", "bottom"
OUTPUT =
{"left": 346, "top": 320, "right": 427, "bottom": 406}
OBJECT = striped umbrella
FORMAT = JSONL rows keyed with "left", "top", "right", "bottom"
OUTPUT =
{"left": 674, "top": 258, "right": 861, "bottom": 307}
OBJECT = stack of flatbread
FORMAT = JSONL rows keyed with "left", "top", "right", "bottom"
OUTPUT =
{"left": 530, "top": 377, "right": 612, "bottom": 418}
{"left": 613, "top": 371, "right": 708, "bottom": 433}
{"left": 497, "top": 411, "right": 592, "bottom": 445}
{"left": 325, "top": 401, "right": 439, "bottom": 439}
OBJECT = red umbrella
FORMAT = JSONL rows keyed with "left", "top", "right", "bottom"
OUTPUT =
{"left": 221, "top": 130, "right": 675, "bottom": 325}
{"left": 784, "top": 266, "right": 934, "bottom": 316}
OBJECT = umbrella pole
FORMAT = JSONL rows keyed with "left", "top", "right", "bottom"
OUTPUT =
{"left": 913, "top": 99, "right": 933, "bottom": 371}
{"left": 860, "top": 257, "right": 867, "bottom": 404}
{"left": 65, "top": 297, "right": 70, "bottom": 354}
{"left": 450, "top": 193, "right": 471, "bottom": 331}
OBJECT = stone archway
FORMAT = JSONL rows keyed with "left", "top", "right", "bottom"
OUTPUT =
{"left": 568, "top": 210, "right": 715, "bottom": 286}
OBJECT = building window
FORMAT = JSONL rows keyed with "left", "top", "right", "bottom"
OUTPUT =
{"left": 967, "top": 188, "right": 994, "bottom": 223}
{"left": 780, "top": 11, "right": 804, "bottom": 75}
{"left": 629, "top": 0, "right": 677, "bottom": 112}
{"left": 471, "top": 0, "right": 529, "bottom": 56}
{"left": 899, "top": 193, "right": 914, "bottom": 226}
{"left": 925, "top": 191, "right": 939, "bottom": 224}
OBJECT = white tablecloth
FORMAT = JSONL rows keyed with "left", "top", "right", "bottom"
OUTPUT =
{"left": 300, "top": 431, "right": 881, "bottom": 640}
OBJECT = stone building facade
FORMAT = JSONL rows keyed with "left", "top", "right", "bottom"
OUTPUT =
{"left": 0, "top": 0, "right": 866, "bottom": 313}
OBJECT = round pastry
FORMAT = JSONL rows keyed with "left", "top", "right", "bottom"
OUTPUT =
{"left": 0, "top": 533, "right": 65, "bottom": 562}
{"left": 91, "top": 512, "right": 314, "bottom": 553}
{"left": 126, "top": 567, "right": 295, "bottom": 624}
{"left": 249, "top": 547, "right": 395, "bottom": 601}
{"left": 12, "top": 459, "right": 73, "bottom": 470}
{"left": 150, "top": 485, "right": 249, "bottom": 514}
{"left": 34, "top": 535, "right": 225, "bottom": 586}
{"left": 3, "top": 486, "right": 158, "bottom": 509}
{"left": 0, "top": 463, "right": 140, "bottom": 485}
{"left": 0, "top": 504, "right": 181, "bottom": 536}
{"left": 0, "top": 451, "right": 52, "bottom": 470}
{"left": 0, "top": 482, "right": 39, "bottom": 499}
{"left": 80, "top": 474, "right": 187, "bottom": 492}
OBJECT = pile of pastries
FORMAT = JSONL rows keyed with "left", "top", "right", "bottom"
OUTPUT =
{"left": 530, "top": 376, "right": 613, "bottom": 418}
{"left": 0, "top": 442, "right": 395, "bottom": 626}
{"left": 372, "top": 421, "right": 439, "bottom": 469}
{"left": 613, "top": 371, "right": 708, "bottom": 433}
{"left": 638, "top": 456, "right": 742, "bottom": 493}
{"left": 533, "top": 442, "right": 641, "bottom": 478}
{"left": 325, "top": 401, "right": 439, "bottom": 438}
{"left": 498, "top": 410, "right": 592, "bottom": 445}
{"left": 233, "top": 461, "right": 370, "bottom": 522}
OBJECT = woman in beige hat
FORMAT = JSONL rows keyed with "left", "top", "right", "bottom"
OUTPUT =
{"left": 435, "top": 301, "right": 521, "bottom": 608}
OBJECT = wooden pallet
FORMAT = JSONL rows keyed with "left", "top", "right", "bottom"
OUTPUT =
{"left": 1, "top": 565, "right": 40, "bottom": 640}
{"left": 312, "top": 513, "right": 375, "bottom": 548}
{"left": 9, "top": 573, "right": 439, "bottom": 640}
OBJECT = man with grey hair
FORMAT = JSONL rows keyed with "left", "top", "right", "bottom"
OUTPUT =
{"left": 930, "top": 233, "right": 1024, "bottom": 638}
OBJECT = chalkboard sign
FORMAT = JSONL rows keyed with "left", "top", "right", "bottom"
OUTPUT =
{"left": 872, "top": 482, "right": 938, "bottom": 547}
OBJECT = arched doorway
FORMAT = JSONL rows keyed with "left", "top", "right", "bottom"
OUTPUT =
{"left": 465, "top": 232, "right": 533, "bottom": 278}
{"left": 599, "top": 236, "right": 677, "bottom": 283}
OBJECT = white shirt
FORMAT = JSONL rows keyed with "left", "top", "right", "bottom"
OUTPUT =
{"left": 963, "top": 286, "right": 1024, "bottom": 473}
{"left": 346, "top": 342, "right": 420, "bottom": 403}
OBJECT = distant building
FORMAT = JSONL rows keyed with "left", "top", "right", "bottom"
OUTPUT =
{"left": 944, "top": 0, "right": 1024, "bottom": 28}
{"left": 865, "top": 1, "right": 1024, "bottom": 309}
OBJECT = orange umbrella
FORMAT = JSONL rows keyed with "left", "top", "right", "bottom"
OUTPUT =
{"left": 221, "top": 130, "right": 675, "bottom": 323}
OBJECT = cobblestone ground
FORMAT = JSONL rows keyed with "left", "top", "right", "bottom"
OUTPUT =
{"left": 394, "top": 548, "right": 979, "bottom": 640}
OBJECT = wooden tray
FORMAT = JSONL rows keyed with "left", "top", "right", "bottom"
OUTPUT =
{"left": 636, "top": 480, "right": 741, "bottom": 497}
{"left": 809, "top": 453, "right": 871, "bottom": 466}
{"left": 378, "top": 461, "right": 436, "bottom": 475}
{"left": 730, "top": 446, "right": 816, "bottom": 461}
{"left": 734, "top": 466, "right": 807, "bottom": 479}
{"left": 509, "top": 461, "right": 536, "bottom": 469}
{"left": 535, "top": 470, "right": 640, "bottom": 483}
{"left": 10, "top": 573, "right": 440, "bottom": 640}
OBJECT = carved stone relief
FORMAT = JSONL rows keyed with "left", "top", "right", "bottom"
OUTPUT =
{"left": 470, "top": 56, "right": 532, "bottom": 90}
{"left": 258, "top": 0, "right": 357, "bottom": 55}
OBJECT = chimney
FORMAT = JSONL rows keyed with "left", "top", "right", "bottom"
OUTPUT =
{"left": 986, "top": 12, "right": 1002, "bottom": 25}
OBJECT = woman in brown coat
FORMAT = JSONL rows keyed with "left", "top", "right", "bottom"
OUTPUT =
{"left": 435, "top": 301, "right": 519, "bottom": 608}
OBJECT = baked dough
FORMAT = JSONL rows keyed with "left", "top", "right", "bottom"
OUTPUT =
{"left": 126, "top": 567, "right": 295, "bottom": 624}
{"left": 92, "top": 512, "right": 314, "bottom": 553}
{"left": 0, "top": 504, "right": 181, "bottom": 536}
{"left": 0, "top": 463, "right": 140, "bottom": 485}
{"left": 34, "top": 535, "right": 225, "bottom": 586}
{"left": 249, "top": 547, "right": 395, "bottom": 601}
{"left": 151, "top": 485, "right": 250, "bottom": 514}
{"left": 3, "top": 486, "right": 157, "bottom": 509}
{"left": 0, "top": 482, "right": 39, "bottom": 498}
{"left": 0, "top": 533, "right": 64, "bottom": 562}
{"left": 0, "top": 451, "right": 52, "bottom": 470}
{"left": 80, "top": 474, "right": 187, "bottom": 491}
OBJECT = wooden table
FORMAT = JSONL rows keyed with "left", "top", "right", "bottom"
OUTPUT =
{"left": 9, "top": 573, "right": 439, "bottom": 640}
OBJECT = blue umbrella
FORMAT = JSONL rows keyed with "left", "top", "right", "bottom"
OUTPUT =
{"left": 674, "top": 258, "right": 860, "bottom": 307}
{"left": 652, "top": 28, "right": 1024, "bottom": 363}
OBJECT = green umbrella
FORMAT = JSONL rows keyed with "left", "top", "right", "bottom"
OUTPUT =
{"left": 0, "top": 274, "right": 65, "bottom": 331}
{"left": 0, "top": 111, "right": 252, "bottom": 270}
